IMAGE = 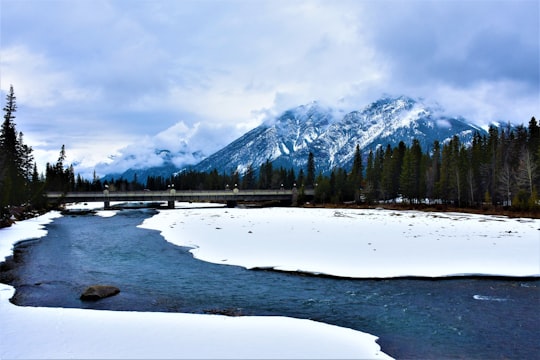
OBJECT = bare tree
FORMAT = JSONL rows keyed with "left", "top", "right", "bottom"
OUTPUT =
{"left": 515, "top": 149, "right": 537, "bottom": 196}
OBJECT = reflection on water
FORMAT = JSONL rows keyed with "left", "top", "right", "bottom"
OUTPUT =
{"left": 3, "top": 209, "right": 539, "bottom": 359}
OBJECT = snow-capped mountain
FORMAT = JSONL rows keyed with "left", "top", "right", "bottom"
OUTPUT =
{"left": 188, "top": 96, "right": 486, "bottom": 175}
{"left": 190, "top": 101, "right": 337, "bottom": 175}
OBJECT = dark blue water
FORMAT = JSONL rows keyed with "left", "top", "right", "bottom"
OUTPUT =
{"left": 4, "top": 209, "right": 539, "bottom": 359}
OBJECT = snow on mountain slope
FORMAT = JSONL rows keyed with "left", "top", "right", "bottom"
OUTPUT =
{"left": 188, "top": 96, "right": 486, "bottom": 175}
{"left": 191, "top": 102, "right": 336, "bottom": 174}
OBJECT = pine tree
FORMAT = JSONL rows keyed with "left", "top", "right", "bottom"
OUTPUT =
{"left": 241, "top": 164, "right": 256, "bottom": 189}
{"left": 0, "top": 85, "right": 30, "bottom": 209}
{"left": 469, "top": 132, "right": 485, "bottom": 206}
{"left": 314, "top": 173, "right": 331, "bottom": 204}
{"left": 364, "top": 150, "right": 376, "bottom": 203}
{"left": 306, "top": 152, "right": 315, "bottom": 188}
{"left": 425, "top": 141, "right": 441, "bottom": 202}
{"left": 485, "top": 125, "right": 500, "bottom": 204}
{"left": 258, "top": 159, "right": 273, "bottom": 189}
{"left": 350, "top": 145, "right": 363, "bottom": 183}
{"left": 399, "top": 139, "right": 424, "bottom": 203}
{"left": 528, "top": 117, "right": 540, "bottom": 192}
{"left": 380, "top": 144, "right": 394, "bottom": 201}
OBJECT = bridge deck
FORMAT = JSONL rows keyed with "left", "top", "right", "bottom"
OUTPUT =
{"left": 47, "top": 189, "right": 312, "bottom": 206}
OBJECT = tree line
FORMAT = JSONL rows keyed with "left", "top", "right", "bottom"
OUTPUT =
{"left": 313, "top": 120, "right": 539, "bottom": 211}
{"left": 0, "top": 86, "right": 85, "bottom": 225}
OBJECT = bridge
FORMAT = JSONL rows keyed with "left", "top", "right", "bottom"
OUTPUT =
{"left": 46, "top": 188, "right": 314, "bottom": 209}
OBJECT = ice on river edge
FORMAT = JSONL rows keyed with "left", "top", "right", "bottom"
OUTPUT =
{"left": 0, "top": 205, "right": 392, "bottom": 360}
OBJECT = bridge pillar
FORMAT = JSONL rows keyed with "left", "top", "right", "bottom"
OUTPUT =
{"left": 291, "top": 185, "right": 298, "bottom": 206}
{"left": 168, "top": 187, "right": 176, "bottom": 209}
{"left": 103, "top": 189, "right": 111, "bottom": 209}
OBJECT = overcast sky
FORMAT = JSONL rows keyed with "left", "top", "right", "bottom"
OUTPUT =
{"left": 1, "top": 0, "right": 538, "bottom": 177}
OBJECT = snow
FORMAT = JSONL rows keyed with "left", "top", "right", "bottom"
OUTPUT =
{"left": 139, "top": 205, "right": 540, "bottom": 278}
{"left": 0, "top": 206, "right": 392, "bottom": 360}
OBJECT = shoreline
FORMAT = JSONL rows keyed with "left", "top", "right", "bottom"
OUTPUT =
{"left": 250, "top": 266, "right": 540, "bottom": 281}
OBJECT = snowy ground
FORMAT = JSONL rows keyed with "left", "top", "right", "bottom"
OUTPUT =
{"left": 140, "top": 204, "right": 540, "bottom": 278}
{"left": 0, "top": 204, "right": 392, "bottom": 360}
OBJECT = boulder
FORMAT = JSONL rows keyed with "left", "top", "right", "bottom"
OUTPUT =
{"left": 80, "top": 285, "right": 120, "bottom": 301}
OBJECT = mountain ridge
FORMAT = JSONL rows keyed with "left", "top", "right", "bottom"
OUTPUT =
{"left": 187, "top": 95, "right": 485, "bottom": 176}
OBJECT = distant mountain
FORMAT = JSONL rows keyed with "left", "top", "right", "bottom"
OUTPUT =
{"left": 188, "top": 96, "right": 486, "bottom": 176}
{"left": 101, "top": 148, "right": 205, "bottom": 183}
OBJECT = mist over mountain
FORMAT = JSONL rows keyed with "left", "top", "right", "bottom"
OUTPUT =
{"left": 104, "top": 96, "right": 488, "bottom": 182}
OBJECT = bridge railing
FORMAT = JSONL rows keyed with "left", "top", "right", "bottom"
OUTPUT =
{"left": 46, "top": 189, "right": 300, "bottom": 198}
{"left": 46, "top": 189, "right": 313, "bottom": 205}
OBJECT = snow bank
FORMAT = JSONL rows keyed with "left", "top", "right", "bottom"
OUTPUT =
{"left": 140, "top": 205, "right": 540, "bottom": 278}
{"left": 0, "top": 283, "right": 389, "bottom": 359}
{"left": 0, "top": 208, "right": 392, "bottom": 359}
{"left": 0, "top": 211, "right": 62, "bottom": 262}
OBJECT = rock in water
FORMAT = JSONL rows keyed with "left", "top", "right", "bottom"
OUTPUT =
{"left": 80, "top": 285, "right": 120, "bottom": 301}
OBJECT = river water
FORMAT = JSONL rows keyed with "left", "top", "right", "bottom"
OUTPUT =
{"left": 3, "top": 209, "right": 539, "bottom": 359}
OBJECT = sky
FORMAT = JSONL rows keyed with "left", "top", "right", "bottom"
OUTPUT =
{"left": 1, "top": 0, "right": 539, "bottom": 178}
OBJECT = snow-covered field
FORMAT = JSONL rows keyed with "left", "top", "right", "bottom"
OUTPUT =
{"left": 140, "top": 204, "right": 540, "bottom": 278}
{"left": 1, "top": 202, "right": 539, "bottom": 359}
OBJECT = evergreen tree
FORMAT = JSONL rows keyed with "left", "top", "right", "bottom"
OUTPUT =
{"left": 286, "top": 168, "right": 296, "bottom": 188}
{"left": 485, "top": 125, "right": 500, "bottom": 204}
{"left": 241, "top": 164, "right": 256, "bottom": 189}
{"left": 528, "top": 117, "right": 540, "bottom": 192}
{"left": 306, "top": 152, "right": 315, "bottom": 188}
{"left": 469, "top": 132, "right": 485, "bottom": 206}
{"left": 0, "top": 85, "right": 33, "bottom": 210}
{"left": 258, "top": 159, "right": 273, "bottom": 189}
{"left": 425, "top": 141, "right": 441, "bottom": 202}
{"left": 364, "top": 150, "right": 376, "bottom": 203}
{"left": 314, "top": 172, "right": 331, "bottom": 204}
{"left": 45, "top": 145, "right": 75, "bottom": 192}
{"left": 340, "top": 145, "right": 362, "bottom": 202}
{"left": 297, "top": 168, "right": 305, "bottom": 187}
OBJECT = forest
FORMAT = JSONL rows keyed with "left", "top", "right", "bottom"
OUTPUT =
{"left": 1, "top": 85, "right": 539, "bottom": 227}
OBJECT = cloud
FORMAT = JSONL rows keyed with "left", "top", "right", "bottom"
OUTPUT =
{"left": 87, "top": 120, "right": 238, "bottom": 177}
{"left": 432, "top": 80, "right": 539, "bottom": 126}
{"left": 0, "top": 45, "right": 101, "bottom": 108}
{"left": 356, "top": 0, "right": 539, "bottom": 118}
{"left": 1, "top": 0, "right": 538, "bottom": 176}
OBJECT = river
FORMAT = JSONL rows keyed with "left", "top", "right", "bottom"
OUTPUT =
{"left": 3, "top": 208, "right": 539, "bottom": 359}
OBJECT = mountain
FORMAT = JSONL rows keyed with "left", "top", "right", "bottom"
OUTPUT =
{"left": 188, "top": 96, "right": 486, "bottom": 176}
